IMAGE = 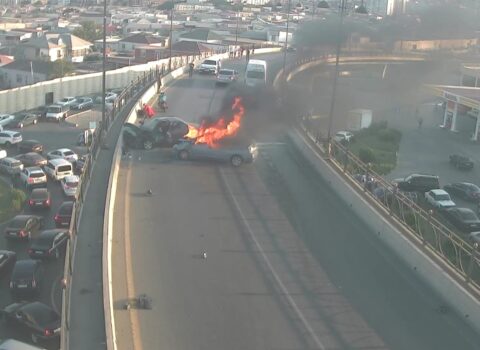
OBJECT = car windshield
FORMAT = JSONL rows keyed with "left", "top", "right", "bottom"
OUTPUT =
{"left": 59, "top": 204, "right": 73, "bottom": 215}
{"left": 58, "top": 165, "right": 72, "bottom": 172}
{"left": 66, "top": 180, "right": 78, "bottom": 187}
{"left": 246, "top": 70, "right": 265, "bottom": 79}
{"left": 47, "top": 107, "right": 61, "bottom": 113}
{"left": 460, "top": 211, "right": 478, "bottom": 221}
{"left": 64, "top": 151, "right": 74, "bottom": 156}
{"left": 8, "top": 217, "right": 27, "bottom": 228}
{"left": 28, "top": 305, "right": 59, "bottom": 325}
{"left": 219, "top": 70, "right": 233, "bottom": 75}
{"left": 203, "top": 60, "right": 216, "bottom": 65}
{"left": 13, "top": 263, "right": 35, "bottom": 279}
{"left": 31, "top": 190, "right": 48, "bottom": 200}
{"left": 436, "top": 194, "right": 450, "bottom": 201}
{"left": 30, "top": 172, "right": 44, "bottom": 178}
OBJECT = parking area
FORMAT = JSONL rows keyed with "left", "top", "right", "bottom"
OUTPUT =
{"left": 0, "top": 109, "right": 99, "bottom": 349}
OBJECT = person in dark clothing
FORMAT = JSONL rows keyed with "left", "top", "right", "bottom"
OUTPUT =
{"left": 246, "top": 49, "right": 250, "bottom": 62}
{"left": 189, "top": 62, "right": 194, "bottom": 77}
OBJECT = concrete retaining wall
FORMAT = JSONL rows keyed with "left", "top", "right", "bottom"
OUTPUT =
{"left": 288, "top": 128, "right": 480, "bottom": 334}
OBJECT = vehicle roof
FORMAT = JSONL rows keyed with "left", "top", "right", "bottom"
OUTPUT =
{"left": 36, "top": 229, "right": 66, "bottom": 240}
{"left": 9, "top": 215, "right": 35, "bottom": 226}
{"left": 25, "top": 166, "right": 44, "bottom": 173}
{"left": 22, "top": 152, "right": 43, "bottom": 159}
{"left": 429, "top": 189, "right": 449, "bottom": 195}
{"left": 64, "top": 175, "right": 79, "bottom": 182}
{"left": 30, "top": 188, "right": 49, "bottom": 198}
{"left": 54, "top": 148, "right": 74, "bottom": 153}
{"left": 219, "top": 68, "right": 235, "bottom": 73}
{"left": 247, "top": 59, "right": 267, "bottom": 66}
{"left": 48, "top": 158, "right": 71, "bottom": 165}
{"left": 2, "top": 157, "right": 21, "bottom": 162}
{"left": 12, "top": 259, "right": 39, "bottom": 275}
{"left": 1, "top": 130, "right": 19, "bottom": 135}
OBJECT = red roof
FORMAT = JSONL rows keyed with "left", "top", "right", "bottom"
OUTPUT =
{"left": 0, "top": 55, "right": 13, "bottom": 65}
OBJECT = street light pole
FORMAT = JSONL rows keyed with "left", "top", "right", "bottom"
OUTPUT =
{"left": 326, "top": 0, "right": 346, "bottom": 144}
{"left": 168, "top": 0, "right": 174, "bottom": 71}
{"left": 101, "top": 0, "right": 107, "bottom": 132}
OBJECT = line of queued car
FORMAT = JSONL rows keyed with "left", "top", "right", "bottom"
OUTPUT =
{"left": 0, "top": 137, "right": 81, "bottom": 347}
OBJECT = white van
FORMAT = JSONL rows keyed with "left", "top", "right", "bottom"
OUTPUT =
{"left": 245, "top": 59, "right": 267, "bottom": 87}
{"left": 0, "top": 339, "right": 46, "bottom": 350}
{"left": 0, "top": 157, "right": 24, "bottom": 175}
{"left": 44, "top": 158, "right": 73, "bottom": 180}
{"left": 199, "top": 58, "right": 221, "bottom": 75}
{"left": 45, "top": 104, "right": 69, "bottom": 122}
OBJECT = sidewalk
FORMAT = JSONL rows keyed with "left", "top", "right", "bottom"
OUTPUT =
{"left": 68, "top": 93, "right": 144, "bottom": 350}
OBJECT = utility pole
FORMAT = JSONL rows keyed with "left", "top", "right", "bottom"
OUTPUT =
{"left": 326, "top": 0, "right": 347, "bottom": 144}
{"left": 282, "top": 0, "right": 291, "bottom": 76}
{"left": 101, "top": 0, "right": 108, "bottom": 132}
{"left": 168, "top": 0, "right": 174, "bottom": 71}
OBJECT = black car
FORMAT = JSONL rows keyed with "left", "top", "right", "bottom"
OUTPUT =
{"left": 28, "top": 229, "right": 69, "bottom": 260}
{"left": 15, "top": 152, "right": 47, "bottom": 167}
{"left": 2, "top": 301, "right": 60, "bottom": 344}
{"left": 54, "top": 201, "right": 74, "bottom": 228}
{"left": 0, "top": 250, "right": 16, "bottom": 274}
{"left": 75, "top": 154, "right": 88, "bottom": 174}
{"left": 444, "top": 183, "right": 480, "bottom": 202}
{"left": 9, "top": 260, "right": 44, "bottom": 297}
{"left": 4, "top": 215, "right": 43, "bottom": 240}
{"left": 449, "top": 154, "right": 474, "bottom": 170}
{"left": 7, "top": 113, "right": 38, "bottom": 129}
{"left": 442, "top": 207, "right": 480, "bottom": 233}
{"left": 18, "top": 139, "right": 44, "bottom": 154}
{"left": 28, "top": 188, "right": 51, "bottom": 210}
{"left": 394, "top": 174, "right": 440, "bottom": 193}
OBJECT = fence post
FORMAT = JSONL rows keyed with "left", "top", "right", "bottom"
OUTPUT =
{"left": 466, "top": 243, "right": 479, "bottom": 283}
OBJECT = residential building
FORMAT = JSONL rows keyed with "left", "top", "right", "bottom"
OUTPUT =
{"left": 16, "top": 35, "right": 66, "bottom": 62}
{"left": 47, "top": 33, "right": 92, "bottom": 62}
{"left": 244, "top": 0, "right": 269, "bottom": 5}
{"left": 78, "top": 12, "right": 112, "bottom": 26}
{"left": 0, "top": 60, "right": 53, "bottom": 88}
{"left": 178, "top": 28, "right": 223, "bottom": 44}
{"left": 118, "top": 32, "right": 167, "bottom": 52}
{"left": 0, "top": 30, "right": 33, "bottom": 46}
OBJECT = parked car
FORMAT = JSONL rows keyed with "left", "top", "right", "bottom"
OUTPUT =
{"left": 333, "top": 131, "right": 354, "bottom": 143}
{"left": 216, "top": 69, "right": 239, "bottom": 85}
{"left": 7, "top": 113, "right": 38, "bottom": 128}
{"left": 9, "top": 260, "right": 44, "bottom": 297}
{"left": 442, "top": 207, "right": 480, "bottom": 232}
{"left": 199, "top": 58, "right": 221, "bottom": 74}
{"left": 28, "top": 229, "right": 69, "bottom": 260}
{"left": 2, "top": 301, "right": 60, "bottom": 343}
{"left": 444, "top": 182, "right": 480, "bottom": 202}
{"left": 0, "top": 250, "right": 16, "bottom": 275}
{"left": 75, "top": 155, "right": 88, "bottom": 174}
{"left": 425, "top": 189, "right": 456, "bottom": 209}
{"left": 393, "top": 174, "right": 440, "bottom": 193}
{"left": 3, "top": 215, "right": 43, "bottom": 240}
{"left": 71, "top": 97, "right": 94, "bottom": 110}
{"left": 16, "top": 152, "right": 47, "bottom": 167}
{"left": 18, "top": 139, "right": 44, "bottom": 153}
{"left": 19, "top": 167, "right": 47, "bottom": 190}
{"left": 29, "top": 106, "right": 48, "bottom": 120}
{"left": 0, "top": 157, "right": 23, "bottom": 176}
{"left": 173, "top": 140, "right": 257, "bottom": 167}
{"left": 45, "top": 105, "right": 69, "bottom": 122}
{"left": 54, "top": 201, "right": 74, "bottom": 228}
{"left": 47, "top": 148, "right": 78, "bottom": 163}
{"left": 60, "top": 175, "right": 79, "bottom": 197}
{"left": 0, "top": 130, "right": 22, "bottom": 147}
{"left": 449, "top": 154, "right": 474, "bottom": 170}
{"left": 0, "top": 114, "right": 15, "bottom": 127}
{"left": 55, "top": 96, "right": 76, "bottom": 107}
{"left": 28, "top": 188, "right": 51, "bottom": 210}
{"left": 44, "top": 158, "right": 73, "bottom": 181}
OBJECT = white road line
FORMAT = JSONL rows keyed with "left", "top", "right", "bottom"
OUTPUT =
{"left": 219, "top": 169, "right": 327, "bottom": 350}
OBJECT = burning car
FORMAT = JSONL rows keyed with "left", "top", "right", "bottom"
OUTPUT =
{"left": 123, "top": 117, "right": 191, "bottom": 150}
{"left": 173, "top": 140, "right": 257, "bottom": 167}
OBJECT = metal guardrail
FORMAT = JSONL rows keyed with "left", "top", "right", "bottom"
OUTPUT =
{"left": 58, "top": 52, "right": 211, "bottom": 349}
{"left": 298, "top": 120, "right": 480, "bottom": 294}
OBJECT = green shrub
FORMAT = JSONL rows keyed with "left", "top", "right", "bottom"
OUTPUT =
{"left": 369, "top": 120, "right": 388, "bottom": 131}
{"left": 10, "top": 189, "right": 26, "bottom": 212}
{"left": 358, "top": 147, "right": 376, "bottom": 163}
{"left": 377, "top": 128, "right": 402, "bottom": 144}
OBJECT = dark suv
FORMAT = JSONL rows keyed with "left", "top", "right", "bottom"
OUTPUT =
{"left": 394, "top": 174, "right": 440, "bottom": 193}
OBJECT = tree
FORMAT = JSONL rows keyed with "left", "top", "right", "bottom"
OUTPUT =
{"left": 73, "top": 21, "right": 102, "bottom": 43}
{"left": 318, "top": 0, "right": 329, "bottom": 8}
{"left": 50, "top": 59, "right": 75, "bottom": 79}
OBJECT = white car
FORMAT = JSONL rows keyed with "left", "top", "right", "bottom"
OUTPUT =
{"left": 0, "top": 114, "right": 14, "bottom": 127}
{"left": 0, "top": 130, "right": 22, "bottom": 146}
{"left": 47, "top": 148, "right": 78, "bottom": 163}
{"left": 216, "top": 69, "right": 239, "bottom": 84}
{"left": 20, "top": 166, "right": 47, "bottom": 190}
{"left": 56, "top": 96, "right": 77, "bottom": 107}
{"left": 425, "top": 189, "right": 456, "bottom": 209}
{"left": 61, "top": 175, "right": 80, "bottom": 197}
{"left": 45, "top": 104, "right": 69, "bottom": 122}
{"left": 333, "top": 131, "right": 354, "bottom": 142}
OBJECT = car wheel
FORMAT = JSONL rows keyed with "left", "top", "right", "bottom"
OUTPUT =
{"left": 143, "top": 140, "right": 153, "bottom": 150}
{"left": 178, "top": 150, "right": 189, "bottom": 160}
{"left": 231, "top": 155, "right": 243, "bottom": 167}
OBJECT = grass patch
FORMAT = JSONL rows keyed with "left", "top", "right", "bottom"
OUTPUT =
{"left": 0, "top": 181, "right": 26, "bottom": 223}
{"left": 347, "top": 121, "right": 401, "bottom": 175}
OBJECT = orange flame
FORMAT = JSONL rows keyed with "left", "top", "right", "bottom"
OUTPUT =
{"left": 187, "top": 97, "right": 245, "bottom": 147}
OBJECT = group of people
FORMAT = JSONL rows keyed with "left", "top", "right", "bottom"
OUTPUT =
{"left": 138, "top": 90, "right": 168, "bottom": 124}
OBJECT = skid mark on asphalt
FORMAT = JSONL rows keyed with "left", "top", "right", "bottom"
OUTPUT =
{"left": 219, "top": 168, "right": 327, "bottom": 350}
{"left": 124, "top": 159, "right": 144, "bottom": 350}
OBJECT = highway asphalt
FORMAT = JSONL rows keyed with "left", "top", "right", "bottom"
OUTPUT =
{"left": 0, "top": 111, "right": 98, "bottom": 349}
{"left": 111, "top": 55, "right": 480, "bottom": 349}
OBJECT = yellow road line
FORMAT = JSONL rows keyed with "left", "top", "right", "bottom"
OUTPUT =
{"left": 124, "top": 160, "right": 144, "bottom": 350}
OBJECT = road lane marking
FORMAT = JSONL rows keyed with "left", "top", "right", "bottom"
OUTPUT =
{"left": 124, "top": 158, "right": 144, "bottom": 350}
{"left": 219, "top": 169, "right": 327, "bottom": 350}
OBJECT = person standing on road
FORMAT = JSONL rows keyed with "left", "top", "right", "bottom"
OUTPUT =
{"left": 246, "top": 49, "right": 250, "bottom": 62}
